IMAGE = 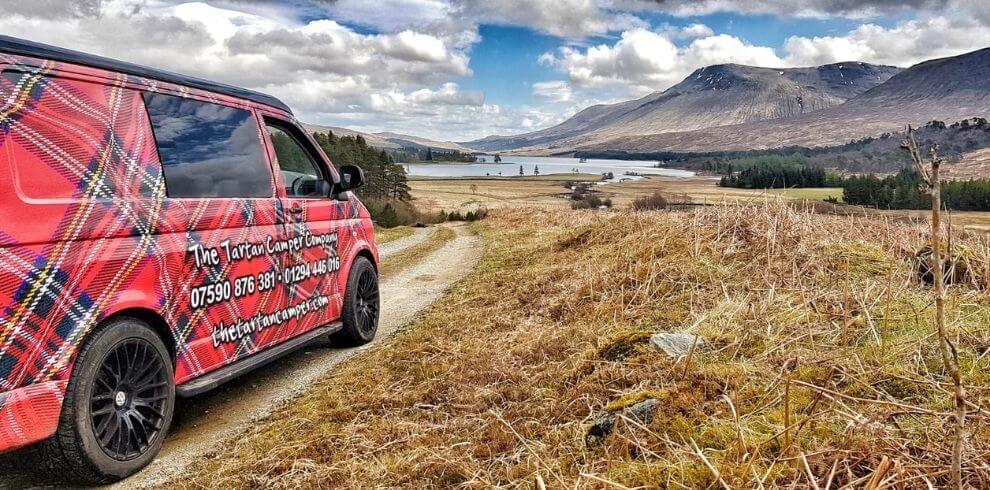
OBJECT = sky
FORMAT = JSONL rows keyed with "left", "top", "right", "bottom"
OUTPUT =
{"left": 0, "top": 0, "right": 988, "bottom": 142}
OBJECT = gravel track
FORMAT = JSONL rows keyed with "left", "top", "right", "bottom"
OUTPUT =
{"left": 0, "top": 224, "right": 481, "bottom": 488}
{"left": 377, "top": 226, "right": 435, "bottom": 259}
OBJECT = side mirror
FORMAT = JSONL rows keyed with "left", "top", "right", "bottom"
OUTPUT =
{"left": 318, "top": 180, "right": 333, "bottom": 198}
{"left": 338, "top": 165, "right": 365, "bottom": 192}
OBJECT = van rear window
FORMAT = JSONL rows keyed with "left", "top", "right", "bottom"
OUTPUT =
{"left": 143, "top": 93, "right": 272, "bottom": 198}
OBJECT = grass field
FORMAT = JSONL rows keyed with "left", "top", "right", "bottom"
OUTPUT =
{"left": 409, "top": 174, "right": 837, "bottom": 212}
{"left": 770, "top": 187, "right": 844, "bottom": 201}
{"left": 410, "top": 174, "right": 990, "bottom": 234}
{"left": 408, "top": 174, "right": 600, "bottom": 213}
{"left": 178, "top": 202, "right": 990, "bottom": 488}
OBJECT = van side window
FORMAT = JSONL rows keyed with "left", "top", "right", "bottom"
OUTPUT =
{"left": 266, "top": 124, "right": 329, "bottom": 198}
{"left": 143, "top": 92, "right": 272, "bottom": 198}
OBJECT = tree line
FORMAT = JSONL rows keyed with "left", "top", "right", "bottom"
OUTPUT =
{"left": 579, "top": 117, "right": 990, "bottom": 175}
{"left": 718, "top": 156, "right": 834, "bottom": 189}
{"left": 311, "top": 131, "right": 411, "bottom": 202}
{"left": 840, "top": 169, "right": 990, "bottom": 211}
{"left": 389, "top": 147, "right": 477, "bottom": 163}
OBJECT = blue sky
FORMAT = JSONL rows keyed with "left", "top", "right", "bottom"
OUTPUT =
{"left": 458, "top": 13, "right": 901, "bottom": 109}
{"left": 1, "top": 0, "right": 987, "bottom": 141}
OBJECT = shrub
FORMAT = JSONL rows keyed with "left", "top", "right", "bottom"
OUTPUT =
{"left": 365, "top": 199, "right": 424, "bottom": 228}
{"left": 440, "top": 208, "right": 489, "bottom": 222}
{"left": 571, "top": 192, "right": 611, "bottom": 210}
{"left": 631, "top": 192, "right": 669, "bottom": 211}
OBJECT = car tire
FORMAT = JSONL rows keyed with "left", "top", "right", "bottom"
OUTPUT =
{"left": 331, "top": 256, "right": 379, "bottom": 346}
{"left": 41, "top": 317, "right": 175, "bottom": 485}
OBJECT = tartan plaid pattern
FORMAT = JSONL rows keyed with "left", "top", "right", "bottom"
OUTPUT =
{"left": 0, "top": 381, "right": 65, "bottom": 449}
{"left": 0, "top": 53, "right": 376, "bottom": 452}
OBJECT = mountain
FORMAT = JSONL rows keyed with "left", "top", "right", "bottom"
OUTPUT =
{"left": 466, "top": 62, "right": 900, "bottom": 152}
{"left": 303, "top": 124, "right": 401, "bottom": 149}
{"left": 586, "top": 47, "right": 990, "bottom": 153}
{"left": 302, "top": 124, "right": 471, "bottom": 153}
{"left": 374, "top": 132, "right": 473, "bottom": 153}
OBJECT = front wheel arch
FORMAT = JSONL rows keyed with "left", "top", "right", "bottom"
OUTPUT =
{"left": 41, "top": 316, "right": 176, "bottom": 484}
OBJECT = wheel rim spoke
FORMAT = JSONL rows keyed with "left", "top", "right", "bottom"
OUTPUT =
{"left": 90, "top": 338, "right": 169, "bottom": 461}
{"left": 353, "top": 269, "right": 379, "bottom": 335}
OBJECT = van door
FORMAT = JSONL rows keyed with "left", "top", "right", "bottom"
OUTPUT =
{"left": 262, "top": 119, "right": 345, "bottom": 334}
{"left": 141, "top": 92, "right": 292, "bottom": 382}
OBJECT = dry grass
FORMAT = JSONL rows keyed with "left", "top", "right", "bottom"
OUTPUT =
{"left": 408, "top": 175, "right": 601, "bottom": 213}
{"left": 176, "top": 201, "right": 990, "bottom": 489}
{"left": 375, "top": 226, "right": 416, "bottom": 245}
{"left": 378, "top": 226, "right": 455, "bottom": 277}
{"left": 411, "top": 175, "right": 990, "bottom": 235}
{"left": 770, "top": 187, "right": 844, "bottom": 201}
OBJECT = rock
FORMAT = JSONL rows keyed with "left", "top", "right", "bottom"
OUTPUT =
{"left": 585, "top": 399, "right": 659, "bottom": 447}
{"left": 649, "top": 333, "right": 708, "bottom": 358}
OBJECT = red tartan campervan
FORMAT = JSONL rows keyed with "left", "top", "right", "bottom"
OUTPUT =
{"left": 0, "top": 36, "right": 379, "bottom": 483}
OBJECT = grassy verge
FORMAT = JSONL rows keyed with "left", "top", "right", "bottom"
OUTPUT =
{"left": 375, "top": 225, "right": 416, "bottom": 245}
{"left": 378, "top": 226, "right": 456, "bottom": 277}
{"left": 178, "top": 202, "right": 990, "bottom": 488}
{"left": 768, "top": 187, "right": 844, "bottom": 201}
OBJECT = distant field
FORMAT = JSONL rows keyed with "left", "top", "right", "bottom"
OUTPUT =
{"left": 408, "top": 174, "right": 601, "bottom": 213}
{"left": 410, "top": 174, "right": 812, "bottom": 212}
{"left": 409, "top": 174, "right": 990, "bottom": 234}
{"left": 769, "top": 187, "right": 843, "bottom": 201}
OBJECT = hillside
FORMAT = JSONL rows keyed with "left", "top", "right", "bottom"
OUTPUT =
{"left": 375, "top": 131, "right": 474, "bottom": 153}
{"left": 175, "top": 203, "right": 990, "bottom": 488}
{"left": 585, "top": 47, "right": 990, "bottom": 153}
{"left": 302, "top": 124, "right": 471, "bottom": 152}
{"left": 467, "top": 62, "right": 900, "bottom": 152}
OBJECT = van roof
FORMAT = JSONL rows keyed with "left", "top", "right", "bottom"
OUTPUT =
{"left": 0, "top": 35, "right": 293, "bottom": 114}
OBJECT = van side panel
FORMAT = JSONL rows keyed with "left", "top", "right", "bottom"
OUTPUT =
{"left": 0, "top": 68, "right": 170, "bottom": 389}
{"left": 0, "top": 63, "right": 176, "bottom": 450}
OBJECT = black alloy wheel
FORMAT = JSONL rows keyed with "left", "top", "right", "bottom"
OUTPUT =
{"left": 90, "top": 338, "right": 170, "bottom": 461}
{"left": 331, "top": 256, "right": 379, "bottom": 346}
{"left": 39, "top": 317, "right": 175, "bottom": 485}
{"left": 354, "top": 267, "right": 380, "bottom": 336}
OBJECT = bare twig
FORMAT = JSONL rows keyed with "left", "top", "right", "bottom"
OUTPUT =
{"left": 689, "top": 438, "right": 732, "bottom": 490}
{"left": 902, "top": 126, "right": 966, "bottom": 489}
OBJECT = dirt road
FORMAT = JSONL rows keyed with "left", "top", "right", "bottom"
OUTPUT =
{"left": 0, "top": 224, "right": 481, "bottom": 488}
{"left": 376, "top": 225, "right": 434, "bottom": 257}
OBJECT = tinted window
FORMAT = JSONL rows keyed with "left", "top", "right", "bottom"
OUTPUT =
{"left": 267, "top": 124, "right": 328, "bottom": 198}
{"left": 144, "top": 92, "right": 272, "bottom": 198}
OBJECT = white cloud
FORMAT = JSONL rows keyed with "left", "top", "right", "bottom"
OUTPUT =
{"left": 617, "top": 0, "right": 951, "bottom": 19}
{"left": 0, "top": 1, "right": 498, "bottom": 139}
{"left": 543, "top": 28, "right": 785, "bottom": 94}
{"left": 686, "top": 34, "right": 784, "bottom": 68}
{"left": 453, "top": 0, "right": 647, "bottom": 38}
{"left": 321, "top": 0, "right": 451, "bottom": 32}
{"left": 407, "top": 83, "right": 485, "bottom": 106}
{"left": 374, "top": 30, "right": 452, "bottom": 63}
{"left": 783, "top": 16, "right": 990, "bottom": 67}
{"left": 672, "top": 23, "right": 715, "bottom": 40}
{"left": 532, "top": 81, "right": 574, "bottom": 102}
{"left": 1, "top": 0, "right": 987, "bottom": 141}
{"left": 550, "top": 29, "right": 679, "bottom": 90}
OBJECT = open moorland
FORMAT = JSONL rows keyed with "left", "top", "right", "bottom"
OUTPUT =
{"left": 176, "top": 201, "right": 990, "bottom": 488}
{"left": 410, "top": 174, "right": 990, "bottom": 234}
